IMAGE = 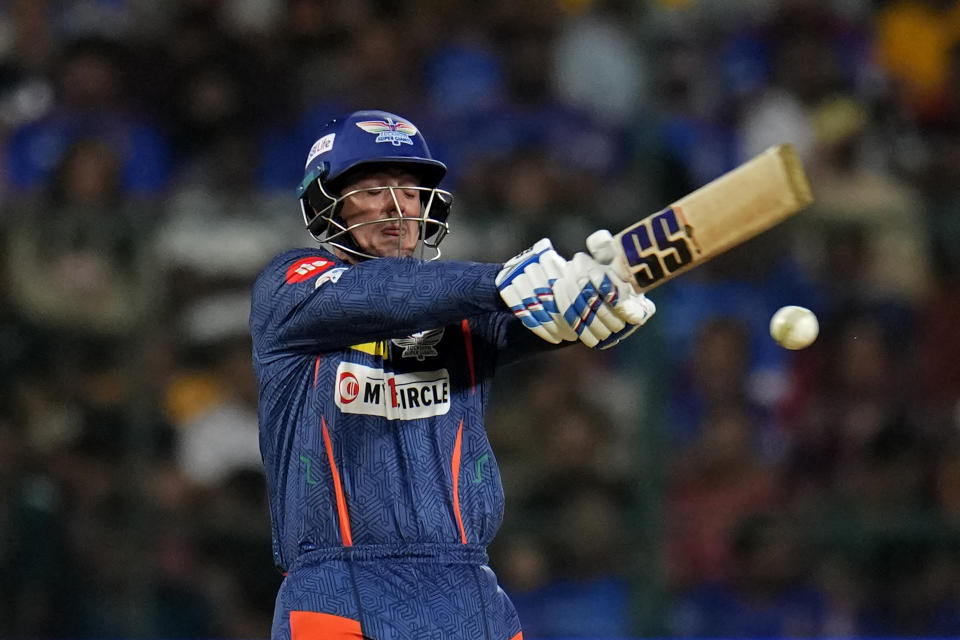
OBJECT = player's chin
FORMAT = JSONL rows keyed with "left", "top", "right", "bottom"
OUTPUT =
{"left": 396, "top": 244, "right": 418, "bottom": 258}
{"left": 372, "top": 240, "right": 418, "bottom": 258}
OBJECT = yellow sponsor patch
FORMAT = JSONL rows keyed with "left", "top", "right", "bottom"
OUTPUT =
{"left": 349, "top": 341, "right": 389, "bottom": 357}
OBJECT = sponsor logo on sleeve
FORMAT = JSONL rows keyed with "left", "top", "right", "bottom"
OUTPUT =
{"left": 334, "top": 362, "right": 450, "bottom": 420}
{"left": 315, "top": 267, "right": 348, "bottom": 289}
{"left": 285, "top": 257, "right": 334, "bottom": 284}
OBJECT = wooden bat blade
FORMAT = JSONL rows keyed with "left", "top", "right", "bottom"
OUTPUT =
{"left": 613, "top": 144, "right": 813, "bottom": 292}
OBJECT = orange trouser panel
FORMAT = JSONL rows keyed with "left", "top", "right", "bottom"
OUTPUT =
{"left": 290, "top": 611, "right": 363, "bottom": 639}
{"left": 509, "top": 632, "right": 523, "bottom": 640}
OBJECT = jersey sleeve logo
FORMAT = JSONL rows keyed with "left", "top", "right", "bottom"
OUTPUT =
{"left": 315, "top": 267, "right": 348, "bottom": 289}
{"left": 285, "top": 257, "right": 334, "bottom": 284}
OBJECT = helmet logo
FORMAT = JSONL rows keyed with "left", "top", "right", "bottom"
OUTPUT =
{"left": 356, "top": 117, "right": 417, "bottom": 146}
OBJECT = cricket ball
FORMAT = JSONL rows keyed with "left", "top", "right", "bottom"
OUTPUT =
{"left": 770, "top": 305, "right": 819, "bottom": 350}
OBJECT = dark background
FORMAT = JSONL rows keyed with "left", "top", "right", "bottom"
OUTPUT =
{"left": 1, "top": 0, "right": 959, "bottom": 637}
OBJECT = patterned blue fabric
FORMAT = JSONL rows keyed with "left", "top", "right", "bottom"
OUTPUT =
{"left": 250, "top": 247, "right": 547, "bottom": 639}
{"left": 272, "top": 555, "right": 520, "bottom": 640}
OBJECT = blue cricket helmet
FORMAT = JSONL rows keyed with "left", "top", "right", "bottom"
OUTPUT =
{"left": 298, "top": 110, "right": 447, "bottom": 199}
{"left": 298, "top": 110, "right": 452, "bottom": 256}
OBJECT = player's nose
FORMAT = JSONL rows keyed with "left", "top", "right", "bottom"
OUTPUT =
{"left": 388, "top": 187, "right": 419, "bottom": 218}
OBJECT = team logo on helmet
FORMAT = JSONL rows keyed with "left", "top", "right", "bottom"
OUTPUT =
{"left": 355, "top": 117, "right": 417, "bottom": 146}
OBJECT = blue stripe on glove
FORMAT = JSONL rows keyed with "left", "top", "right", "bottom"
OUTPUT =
{"left": 563, "top": 280, "right": 604, "bottom": 336}
{"left": 496, "top": 239, "right": 578, "bottom": 344}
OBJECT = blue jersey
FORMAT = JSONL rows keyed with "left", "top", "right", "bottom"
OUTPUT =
{"left": 250, "top": 247, "right": 545, "bottom": 640}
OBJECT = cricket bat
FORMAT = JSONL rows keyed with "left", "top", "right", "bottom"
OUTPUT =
{"left": 588, "top": 144, "right": 813, "bottom": 292}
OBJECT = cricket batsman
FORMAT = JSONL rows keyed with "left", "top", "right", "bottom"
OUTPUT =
{"left": 250, "top": 109, "right": 656, "bottom": 639}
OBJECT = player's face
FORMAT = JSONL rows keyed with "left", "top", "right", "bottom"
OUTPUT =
{"left": 338, "top": 168, "right": 423, "bottom": 260}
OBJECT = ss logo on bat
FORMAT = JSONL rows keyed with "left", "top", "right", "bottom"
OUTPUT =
{"left": 620, "top": 207, "right": 698, "bottom": 287}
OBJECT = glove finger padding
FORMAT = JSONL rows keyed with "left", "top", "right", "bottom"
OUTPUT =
{"left": 614, "top": 293, "right": 656, "bottom": 326}
{"left": 524, "top": 261, "right": 578, "bottom": 342}
{"left": 550, "top": 273, "right": 601, "bottom": 347}
{"left": 512, "top": 271, "right": 569, "bottom": 343}
{"left": 537, "top": 249, "right": 569, "bottom": 283}
{"left": 571, "top": 252, "right": 629, "bottom": 333}
{"left": 498, "top": 279, "right": 561, "bottom": 344}
{"left": 497, "top": 238, "right": 577, "bottom": 344}
{"left": 585, "top": 228, "right": 656, "bottom": 325}
{"left": 575, "top": 255, "right": 651, "bottom": 327}
{"left": 555, "top": 252, "right": 656, "bottom": 349}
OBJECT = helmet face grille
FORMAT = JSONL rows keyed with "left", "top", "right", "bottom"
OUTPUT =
{"left": 301, "top": 178, "right": 453, "bottom": 261}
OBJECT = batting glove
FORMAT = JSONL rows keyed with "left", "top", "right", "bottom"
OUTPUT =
{"left": 496, "top": 238, "right": 578, "bottom": 344}
{"left": 551, "top": 248, "right": 656, "bottom": 350}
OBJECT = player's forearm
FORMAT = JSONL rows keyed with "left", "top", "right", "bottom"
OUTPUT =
{"left": 264, "top": 257, "right": 505, "bottom": 352}
{"left": 334, "top": 257, "right": 504, "bottom": 331}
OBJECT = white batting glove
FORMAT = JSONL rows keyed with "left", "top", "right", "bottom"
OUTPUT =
{"left": 552, "top": 247, "right": 656, "bottom": 350}
{"left": 585, "top": 228, "right": 657, "bottom": 324}
{"left": 496, "top": 239, "right": 578, "bottom": 344}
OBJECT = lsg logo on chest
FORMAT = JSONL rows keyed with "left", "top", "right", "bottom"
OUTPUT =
{"left": 334, "top": 362, "right": 450, "bottom": 420}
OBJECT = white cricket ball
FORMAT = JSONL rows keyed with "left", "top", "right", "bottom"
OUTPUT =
{"left": 770, "top": 305, "right": 819, "bottom": 350}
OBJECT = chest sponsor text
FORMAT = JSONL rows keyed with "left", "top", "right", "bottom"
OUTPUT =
{"left": 334, "top": 362, "right": 450, "bottom": 419}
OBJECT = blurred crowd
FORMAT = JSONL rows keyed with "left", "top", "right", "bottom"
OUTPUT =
{"left": 1, "top": 0, "right": 959, "bottom": 637}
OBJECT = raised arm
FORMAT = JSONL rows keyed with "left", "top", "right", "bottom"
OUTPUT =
{"left": 251, "top": 249, "right": 504, "bottom": 356}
